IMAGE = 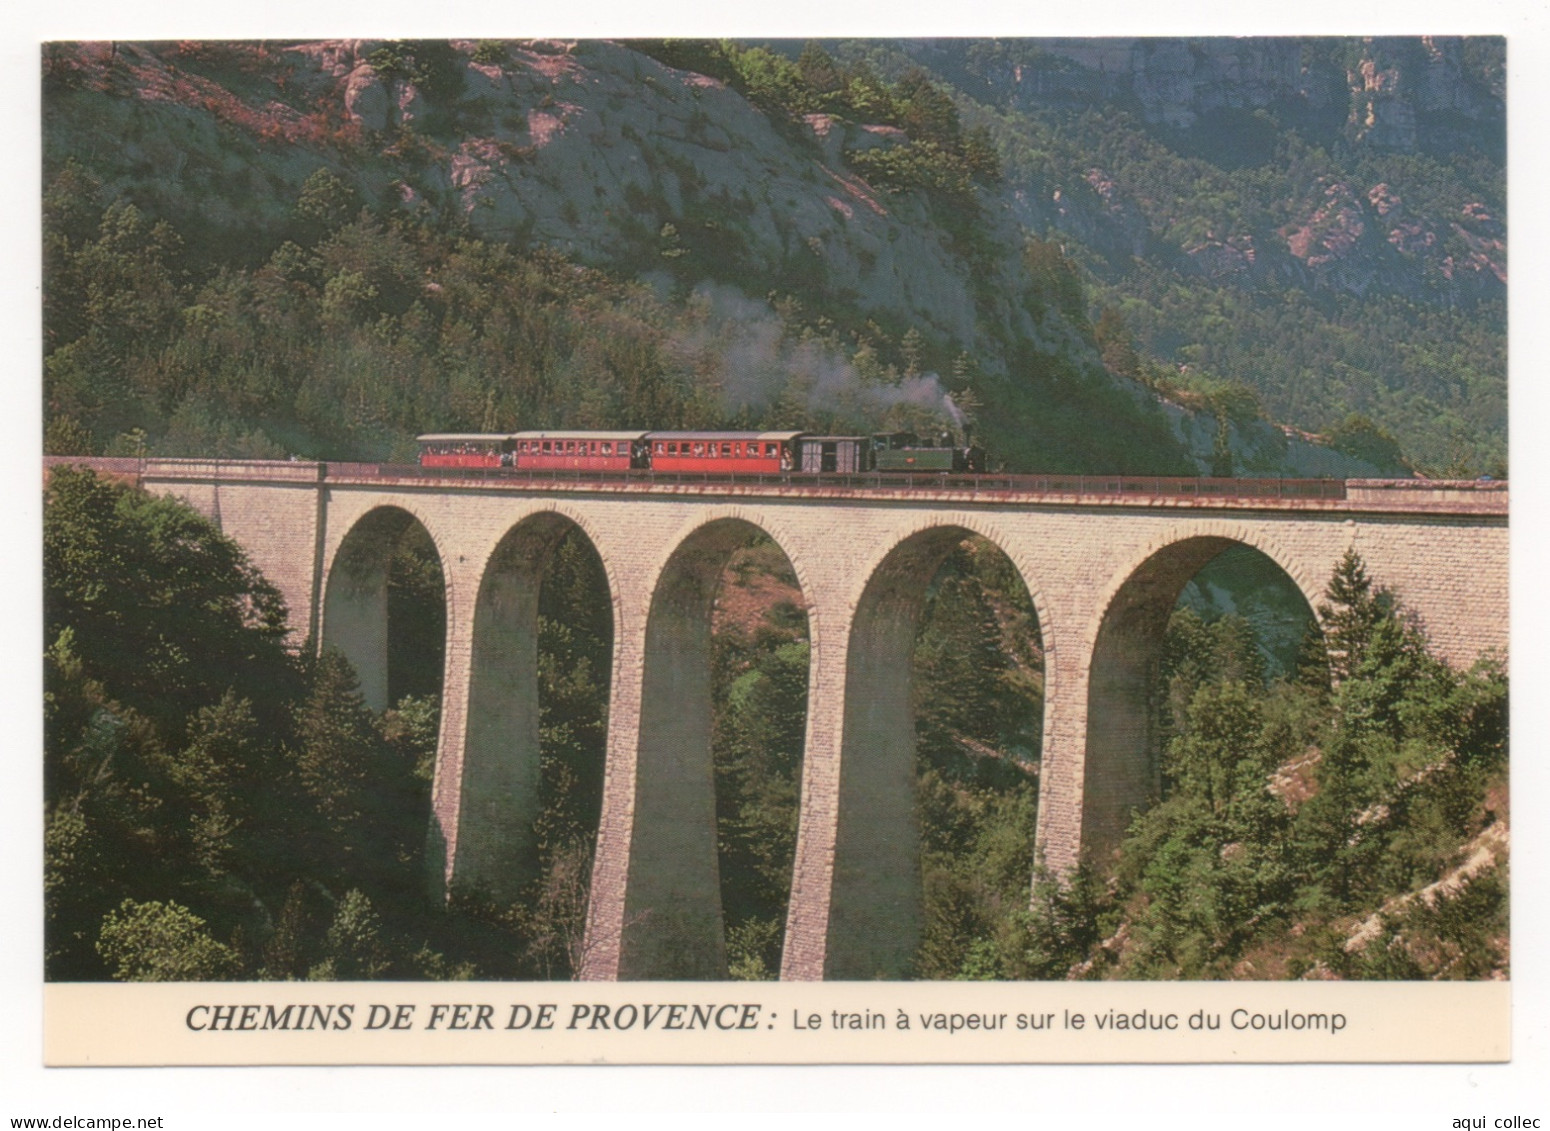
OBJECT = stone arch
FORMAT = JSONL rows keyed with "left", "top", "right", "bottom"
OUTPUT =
{"left": 838, "top": 511, "right": 1059, "bottom": 670}
{"left": 1080, "top": 525, "right": 1323, "bottom": 861}
{"left": 824, "top": 519, "right": 1048, "bottom": 979}
{"left": 320, "top": 504, "right": 449, "bottom": 712}
{"left": 647, "top": 504, "right": 825, "bottom": 661}
{"left": 617, "top": 514, "right": 810, "bottom": 980}
{"left": 449, "top": 510, "right": 614, "bottom": 905}
{"left": 484, "top": 500, "right": 628, "bottom": 636}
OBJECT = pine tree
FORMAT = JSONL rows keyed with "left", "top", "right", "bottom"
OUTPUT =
{"left": 291, "top": 649, "right": 397, "bottom": 887}
{"left": 1317, "top": 549, "right": 1389, "bottom": 682}
{"left": 318, "top": 890, "right": 391, "bottom": 979}
{"left": 796, "top": 41, "right": 842, "bottom": 97}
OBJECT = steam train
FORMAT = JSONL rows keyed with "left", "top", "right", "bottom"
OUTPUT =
{"left": 416, "top": 430, "right": 985, "bottom": 475}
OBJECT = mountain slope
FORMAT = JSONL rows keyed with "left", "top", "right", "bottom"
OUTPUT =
{"left": 878, "top": 36, "right": 1506, "bottom": 474}
{"left": 43, "top": 37, "right": 1493, "bottom": 475}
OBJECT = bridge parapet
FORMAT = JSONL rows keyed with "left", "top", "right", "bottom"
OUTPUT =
{"left": 1346, "top": 478, "right": 1508, "bottom": 512}
{"left": 141, "top": 458, "right": 326, "bottom": 483}
{"left": 51, "top": 457, "right": 1508, "bottom": 517}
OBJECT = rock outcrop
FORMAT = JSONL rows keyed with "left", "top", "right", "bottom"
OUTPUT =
{"left": 924, "top": 36, "right": 1505, "bottom": 302}
{"left": 43, "top": 39, "right": 1042, "bottom": 358}
{"left": 955, "top": 35, "right": 1502, "bottom": 153}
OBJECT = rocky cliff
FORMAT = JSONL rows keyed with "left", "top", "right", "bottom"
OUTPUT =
{"left": 920, "top": 36, "right": 1506, "bottom": 304}
{"left": 942, "top": 36, "right": 1503, "bottom": 152}
{"left": 45, "top": 39, "right": 1037, "bottom": 366}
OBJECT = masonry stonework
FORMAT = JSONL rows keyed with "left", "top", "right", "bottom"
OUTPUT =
{"left": 125, "top": 462, "right": 1507, "bottom": 981}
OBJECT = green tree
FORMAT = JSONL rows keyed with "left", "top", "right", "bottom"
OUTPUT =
{"left": 97, "top": 899, "right": 241, "bottom": 981}
{"left": 294, "top": 168, "right": 361, "bottom": 243}
{"left": 165, "top": 692, "right": 262, "bottom": 879}
{"left": 44, "top": 415, "right": 96, "bottom": 455}
{"left": 796, "top": 41, "right": 842, "bottom": 98}
{"left": 43, "top": 471, "right": 472, "bottom": 982}
{"left": 1318, "top": 548, "right": 1391, "bottom": 684}
{"left": 1325, "top": 414, "right": 1408, "bottom": 474}
{"left": 72, "top": 201, "right": 184, "bottom": 362}
{"left": 291, "top": 650, "right": 406, "bottom": 890}
{"left": 894, "top": 67, "right": 961, "bottom": 148}
{"left": 316, "top": 889, "right": 391, "bottom": 980}
{"left": 1165, "top": 681, "right": 1266, "bottom": 818}
{"left": 44, "top": 468, "right": 296, "bottom": 735}
{"left": 1005, "top": 862, "right": 1106, "bottom": 979}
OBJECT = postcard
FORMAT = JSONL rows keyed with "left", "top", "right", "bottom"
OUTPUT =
{"left": 30, "top": 30, "right": 1524, "bottom": 1085}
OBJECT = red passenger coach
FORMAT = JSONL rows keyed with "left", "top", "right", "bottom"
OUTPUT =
{"left": 417, "top": 433, "right": 513, "bottom": 468}
{"left": 646, "top": 431, "right": 798, "bottom": 474}
{"left": 510, "top": 431, "right": 648, "bottom": 471}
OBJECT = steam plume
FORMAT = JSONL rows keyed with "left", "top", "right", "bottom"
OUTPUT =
{"left": 672, "top": 283, "right": 962, "bottom": 431}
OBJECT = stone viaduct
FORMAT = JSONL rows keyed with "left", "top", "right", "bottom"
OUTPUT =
{"left": 84, "top": 459, "right": 1509, "bottom": 981}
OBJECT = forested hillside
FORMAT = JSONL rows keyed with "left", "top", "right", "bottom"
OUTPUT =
{"left": 988, "top": 554, "right": 1508, "bottom": 980}
{"left": 43, "top": 36, "right": 1505, "bottom": 477}
{"left": 864, "top": 37, "right": 1507, "bottom": 475}
{"left": 43, "top": 38, "right": 1198, "bottom": 476}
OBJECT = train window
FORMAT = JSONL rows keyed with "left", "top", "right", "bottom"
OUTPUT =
{"left": 542, "top": 441, "right": 553, "bottom": 453}
{"left": 600, "top": 441, "right": 611, "bottom": 456}
{"left": 655, "top": 442, "right": 666, "bottom": 455}
{"left": 693, "top": 442, "right": 705, "bottom": 457}
{"left": 765, "top": 443, "right": 777, "bottom": 457}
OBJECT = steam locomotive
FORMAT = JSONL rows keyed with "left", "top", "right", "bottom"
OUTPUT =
{"left": 416, "top": 430, "right": 984, "bottom": 475}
